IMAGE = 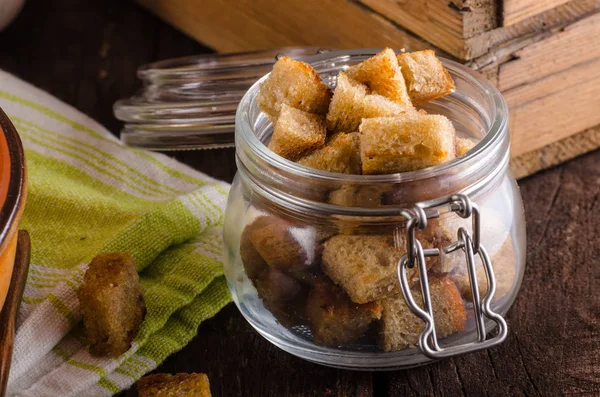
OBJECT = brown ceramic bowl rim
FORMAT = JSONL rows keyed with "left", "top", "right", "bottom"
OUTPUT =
{"left": 0, "top": 106, "right": 26, "bottom": 253}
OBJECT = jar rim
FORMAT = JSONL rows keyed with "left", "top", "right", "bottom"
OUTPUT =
{"left": 236, "top": 48, "right": 508, "bottom": 186}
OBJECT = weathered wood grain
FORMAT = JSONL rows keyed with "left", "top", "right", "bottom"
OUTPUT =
{"left": 497, "top": 11, "right": 600, "bottom": 91}
{"left": 137, "top": 0, "right": 600, "bottom": 61}
{"left": 467, "top": 0, "right": 600, "bottom": 63}
{"left": 0, "top": 2, "right": 598, "bottom": 397}
{"left": 136, "top": 0, "right": 435, "bottom": 54}
{"left": 503, "top": 0, "right": 572, "bottom": 26}
{"left": 506, "top": 57, "right": 600, "bottom": 156}
{"left": 511, "top": 125, "right": 600, "bottom": 179}
{"left": 357, "top": 0, "right": 498, "bottom": 58}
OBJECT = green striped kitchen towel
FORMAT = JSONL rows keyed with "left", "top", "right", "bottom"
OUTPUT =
{"left": 0, "top": 69, "right": 232, "bottom": 396}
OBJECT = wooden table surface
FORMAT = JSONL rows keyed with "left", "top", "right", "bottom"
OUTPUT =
{"left": 1, "top": 1, "right": 598, "bottom": 396}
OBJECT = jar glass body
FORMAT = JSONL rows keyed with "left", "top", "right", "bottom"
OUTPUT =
{"left": 223, "top": 50, "right": 526, "bottom": 369}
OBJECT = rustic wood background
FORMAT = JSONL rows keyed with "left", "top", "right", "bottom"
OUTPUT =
{"left": 0, "top": 1, "right": 598, "bottom": 396}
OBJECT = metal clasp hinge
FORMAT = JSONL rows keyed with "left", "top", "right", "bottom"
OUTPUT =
{"left": 397, "top": 194, "right": 508, "bottom": 359}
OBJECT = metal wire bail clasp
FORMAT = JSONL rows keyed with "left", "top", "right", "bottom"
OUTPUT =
{"left": 397, "top": 194, "right": 508, "bottom": 359}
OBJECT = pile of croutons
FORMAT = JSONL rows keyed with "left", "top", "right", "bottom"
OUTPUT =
{"left": 241, "top": 212, "right": 485, "bottom": 351}
{"left": 258, "top": 48, "right": 476, "bottom": 175}
{"left": 239, "top": 49, "right": 515, "bottom": 352}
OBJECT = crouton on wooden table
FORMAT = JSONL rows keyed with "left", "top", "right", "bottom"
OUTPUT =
{"left": 137, "top": 373, "right": 212, "bottom": 397}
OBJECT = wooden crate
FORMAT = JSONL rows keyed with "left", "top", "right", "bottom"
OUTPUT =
{"left": 137, "top": 0, "right": 600, "bottom": 178}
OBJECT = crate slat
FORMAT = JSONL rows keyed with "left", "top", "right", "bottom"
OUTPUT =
{"left": 507, "top": 57, "right": 600, "bottom": 156}
{"left": 498, "top": 12, "right": 600, "bottom": 90}
{"left": 510, "top": 124, "right": 600, "bottom": 178}
{"left": 503, "top": 0, "right": 572, "bottom": 26}
{"left": 136, "top": 0, "right": 434, "bottom": 53}
{"left": 357, "top": 0, "right": 497, "bottom": 59}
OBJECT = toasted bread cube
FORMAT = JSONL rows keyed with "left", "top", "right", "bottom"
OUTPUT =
{"left": 322, "top": 235, "right": 422, "bottom": 304}
{"left": 255, "top": 268, "right": 309, "bottom": 327}
{"left": 137, "top": 373, "right": 211, "bottom": 397}
{"left": 379, "top": 277, "right": 466, "bottom": 352}
{"left": 456, "top": 137, "right": 477, "bottom": 157}
{"left": 327, "top": 186, "right": 388, "bottom": 235}
{"left": 360, "top": 115, "right": 456, "bottom": 174}
{"left": 250, "top": 219, "right": 308, "bottom": 272}
{"left": 298, "top": 132, "right": 361, "bottom": 174}
{"left": 328, "top": 185, "right": 387, "bottom": 208}
{"left": 78, "top": 252, "right": 146, "bottom": 357}
{"left": 268, "top": 104, "right": 327, "bottom": 161}
{"left": 346, "top": 48, "right": 412, "bottom": 106}
{"left": 250, "top": 217, "right": 328, "bottom": 282}
{"left": 450, "top": 236, "right": 517, "bottom": 302}
{"left": 306, "top": 277, "right": 382, "bottom": 346}
{"left": 240, "top": 216, "right": 275, "bottom": 280}
{"left": 396, "top": 50, "right": 455, "bottom": 105}
{"left": 257, "top": 56, "right": 332, "bottom": 122}
{"left": 326, "top": 73, "right": 414, "bottom": 133}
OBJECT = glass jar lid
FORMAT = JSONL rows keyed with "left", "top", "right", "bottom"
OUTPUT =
{"left": 113, "top": 47, "right": 324, "bottom": 150}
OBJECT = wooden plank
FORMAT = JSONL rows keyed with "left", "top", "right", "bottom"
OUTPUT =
{"left": 510, "top": 124, "right": 600, "bottom": 178}
{"left": 467, "top": 0, "right": 600, "bottom": 61}
{"left": 138, "top": 0, "right": 600, "bottom": 62}
{"left": 506, "top": 57, "right": 600, "bottom": 156}
{"left": 356, "top": 0, "right": 497, "bottom": 59}
{"left": 136, "top": 0, "right": 433, "bottom": 53}
{"left": 498, "top": 11, "right": 600, "bottom": 90}
{"left": 503, "top": 0, "right": 572, "bottom": 26}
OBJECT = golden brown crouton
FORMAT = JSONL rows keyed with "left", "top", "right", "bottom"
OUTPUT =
{"left": 456, "top": 137, "right": 477, "bottom": 157}
{"left": 306, "top": 277, "right": 382, "bottom": 347}
{"left": 268, "top": 104, "right": 327, "bottom": 161}
{"left": 298, "top": 132, "right": 361, "bottom": 174}
{"left": 257, "top": 56, "right": 332, "bottom": 122}
{"left": 326, "top": 73, "right": 414, "bottom": 133}
{"left": 248, "top": 216, "right": 330, "bottom": 283}
{"left": 360, "top": 115, "right": 456, "bottom": 174}
{"left": 137, "top": 373, "right": 211, "bottom": 397}
{"left": 328, "top": 185, "right": 387, "bottom": 208}
{"left": 450, "top": 236, "right": 517, "bottom": 302}
{"left": 250, "top": 219, "right": 308, "bottom": 273}
{"left": 396, "top": 50, "right": 455, "bottom": 105}
{"left": 255, "top": 267, "right": 309, "bottom": 327}
{"left": 321, "top": 235, "right": 424, "bottom": 304}
{"left": 346, "top": 48, "right": 412, "bottom": 106}
{"left": 78, "top": 252, "right": 146, "bottom": 357}
{"left": 379, "top": 277, "right": 466, "bottom": 352}
{"left": 240, "top": 216, "right": 275, "bottom": 280}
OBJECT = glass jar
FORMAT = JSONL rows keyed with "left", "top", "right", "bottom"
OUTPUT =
{"left": 223, "top": 49, "right": 526, "bottom": 369}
